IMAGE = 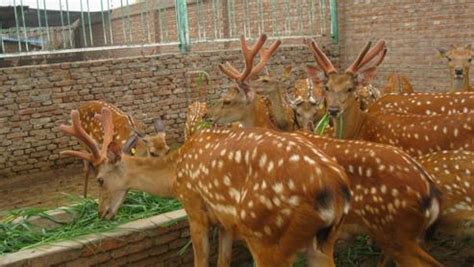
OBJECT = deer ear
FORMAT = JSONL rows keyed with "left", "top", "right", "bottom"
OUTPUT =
{"left": 356, "top": 67, "right": 378, "bottom": 86}
{"left": 107, "top": 142, "right": 122, "bottom": 164}
{"left": 282, "top": 65, "right": 292, "bottom": 79}
{"left": 436, "top": 48, "right": 447, "bottom": 59}
{"left": 153, "top": 117, "right": 166, "bottom": 133}
{"left": 306, "top": 64, "right": 327, "bottom": 84}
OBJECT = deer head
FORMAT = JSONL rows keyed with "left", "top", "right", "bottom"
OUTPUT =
{"left": 437, "top": 45, "right": 473, "bottom": 81}
{"left": 305, "top": 39, "right": 387, "bottom": 118}
{"left": 61, "top": 108, "right": 129, "bottom": 219}
{"left": 61, "top": 108, "right": 176, "bottom": 219}
{"left": 208, "top": 34, "right": 281, "bottom": 128}
{"left": 291, "top": 65, "right": 326, "bottom": 131}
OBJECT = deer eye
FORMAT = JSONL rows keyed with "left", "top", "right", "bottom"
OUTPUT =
{"left": 97, "top": 177, "right": 104, "bottom": 186}
{"left": 347, "top": 87, "right": 354, "bottom": 92}
{"left": 447, "top": 57, "right": 452, "bottom": 62}
{"left": 223, "top": 100, "right": 231, "bottom": 105}
{"left": 323, "top": 86, "right": 329, "bottom": 92}
{"left": 469, "top": 58, "right": 472, "bottom": 63}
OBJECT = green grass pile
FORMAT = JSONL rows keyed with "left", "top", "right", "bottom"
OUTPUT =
{"left": 0, "top": 191, "right": 181, "bottom": 254}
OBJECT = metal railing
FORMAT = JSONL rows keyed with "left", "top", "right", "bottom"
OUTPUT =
{"left": 0, "top": 0, "right": 337, "bottom": 58}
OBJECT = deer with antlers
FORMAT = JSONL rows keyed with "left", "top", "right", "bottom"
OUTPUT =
{"left": 417, "top": 150, "right": 474, "bottom": 238}
{"left": 305, "top": 39, "right": 473, "bottom": 156}
{"left": 76, "top": 100, "right": 170, "bottom": 197}
{"left": 437, "top": 44, "right": 473, "bottom": 92}
{"left": 207, "top": 35, "right": 442, "bottom": 266}
{"left": 60, "top": 105, "right": 352, "bottom": 266}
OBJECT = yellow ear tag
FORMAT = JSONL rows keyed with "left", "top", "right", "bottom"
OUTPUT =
{"left": 131, "top": 147, "right": 136, "bottom": 156}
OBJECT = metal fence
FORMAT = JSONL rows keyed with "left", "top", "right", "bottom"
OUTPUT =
{"left": 0, "top": 0, "right": 337, "bottom": 58}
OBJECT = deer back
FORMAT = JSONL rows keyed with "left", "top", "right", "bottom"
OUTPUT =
{"left": 361, "top": 112, "right": 474, "bottom": 156}
{"left": 368, "top": 92, "right": 474, "bottom": 115}
{"left": 175, "top": 127, "right": 350, "bottom": 254}
{"left": 417, "top": 150, "right": 474, "bottom": 236}
{"left": 296, "top": 132, "right": 440, "bottom": 244}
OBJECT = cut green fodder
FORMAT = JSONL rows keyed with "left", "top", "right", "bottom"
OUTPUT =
{"left": 0, "top": 191, "right": 181, "bottom": 254}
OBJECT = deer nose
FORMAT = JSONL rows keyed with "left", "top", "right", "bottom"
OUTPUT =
{"left": 455, "top": 69, "right": 463, "bottom": 76}
{"left": 327, "top": 107, "right": 340, "bottom": 117}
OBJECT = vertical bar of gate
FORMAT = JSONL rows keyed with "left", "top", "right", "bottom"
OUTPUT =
{"left": 0, "top": 22, "right": 5, "bottom": 54}
{"left": 243, "top": 0, "right": 250, "bottom": 37}
{"left": 227, "top": 0, "right": 232, "bottom": 37}
{"left": 285, "top": 0, "right": 290, "bottom": 36}
{"left": 107, "top": 0, "right": 114, "bottom": 45}
{"left": 319, "top": 0, "right": 326, "bottom": 36}
{"left": 100, "top": 0, "right": 108, "bottom": 45}
{"left": 175, "top": 0, "right": 190, "bottom": 53}
{"left": 43, "top": 0, "right": 51, "bottom": 48}
{"left": 212, "top": 0, "right": 218, "bottom": 40}
{"left": 126, "top": 0, "right": 132, "bottom": 43}
{"left": 296, "top": 0, "right": 303, "bottom": 34}
{"left": 270, "top": 0, "right": 277, "bottom": 36}
{"left": 257, "top": 0, "right": 264, "bottom": 35}
{"left": 310, "top": 0, "right": 315, "bottom": 35}
{"left": 36, "top": 0, "right": 44, "bottom": 50}
{"left": 80, "top": 0, "right": 88, "bottom": 47}
{"left": 329, "top": 0, "right": 338, "bottom": 43}
{"left": 59, "top": 0, "right": 67, "bottom": 49}
{"left": 66, "top": 0, "right": 73, "bottom": 47}
{"left": 120, "top": 0, "right": 127, "bottom": 44}
{"left": 20, "top": 0, "right": 29, "bottom": 52}
{"left": 140, "top": 0, "right": 146, "bottom": 43}
{"left": 199, "top": 0, "right": 206, "bottom": 40}
{"left": 145, "top": 0, "right": 151, "bottom": 43}
{"left": 87, "top": 0, "right": 94, "bottom": 46}
{"left": 13, "top": 0, "right": 22, "bottom": 52}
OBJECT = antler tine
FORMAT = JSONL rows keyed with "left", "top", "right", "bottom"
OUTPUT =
{"left": 358, "top": 40, "right": 387, "bottom": 68}
{"left": 239, "top": 34, "right": 267, "bottom": 81}
{"left": 308, "top": 40, "right": 337, "bottom": 74}
{"left": 248, "top": 39, "right": 281, "bottom": 79}
{"left": 99, "top": 107, "right": 115, "bottom": 158}
{"left": 358, "top": 47, "right": 387, "bottom": 73}
{"left": 345, "top": 41, "right": 372, "bottom": 74}
{"left": 59, "top": 110, "right": 101, "bottom": 163}
{"left": 218, "top": 63, "right": 242, "bottom": 81}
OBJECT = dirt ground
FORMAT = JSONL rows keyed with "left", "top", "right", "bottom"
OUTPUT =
{"left": 1, "top": 169, "right": 472, "bottom": 266}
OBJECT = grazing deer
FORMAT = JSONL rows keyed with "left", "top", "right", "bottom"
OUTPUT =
{"left": 417, "top": 150, "right": 474, "bottom": 238}
{"left": 207, "top": 38, "right": 442, "bottom": 266}
{"left": 437, "top": 44, "right": 473, "bottom": 92}
{"left": 305, "top": 39, "right": 474, "bottom": 156}
{"left": 383, "top": 73, "right": 415, "bottom": 94}
{"left": 77, "top": 100, "right": 170, "bottom": 197}
{"left": 60, "top": 107, "right": 351, "bottom": 267}
{"left": 368, "top": 91, "right": 474, "bottom": 115}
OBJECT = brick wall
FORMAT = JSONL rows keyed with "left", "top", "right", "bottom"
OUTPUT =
{"left": 0, "top": 210, "right": 252, "bottom": 266}
{"left": 0, "top": 41, "right": 336, "bottom": 178}
{"left": 337, "top": 0, "right": 474, "bottom": 92}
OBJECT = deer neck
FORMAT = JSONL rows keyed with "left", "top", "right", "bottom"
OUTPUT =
{"left": 332, "top": 100, "right": 366, "bottom": 139}
{"left": 265, "top": 87, "right": 293, "bottom": 130}
{"left": 123, "top": 150, "right": 179, "bottom": 198}
{"left": 242, "top": 96, "right": 276, "bottom": 129}
{"left": 451, "top": 70, "right": 471, "bottom": 92}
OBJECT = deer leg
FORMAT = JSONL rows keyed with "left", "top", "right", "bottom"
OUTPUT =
{"left": 217, "top": 227, "right": 233, "bottom": 267}
{"left": 306, "top": 237, "right": 337, "bottom": 267}
{"left": 188, "top": 219, "right": 210, "bottom": 267}
{"left": 83, "top": 160, "right": 90, "bottom": 198}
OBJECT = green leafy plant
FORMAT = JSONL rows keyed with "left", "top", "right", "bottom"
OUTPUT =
{"left": 0, "top": 191, "right": 181, "bottom": 254}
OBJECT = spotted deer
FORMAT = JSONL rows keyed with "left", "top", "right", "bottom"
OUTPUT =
{"left": 305, "top": 39, "right": 474, "bottom": 156}
{"left": 437, "top": 44, "right": 473, "bottom": 92}
{"left": 207, "top": 41, "right": 442, "bottom": 267}
{"left": 60, "top": 107, "right": 351, "bottom": 267}
{"left": 417, "top": 150, "right": 474, "bottom": 238}
{"left": 368, "top": 91, "right": 474, "bottom": 115}
{"left": 184, "top": 101, "right": 209, "bottom": 141}
{"left": 383, "top": 73, "right": 415, "bottom": 94}
{"left": 77, "top": 100, "right": 170, "bottom": 197}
